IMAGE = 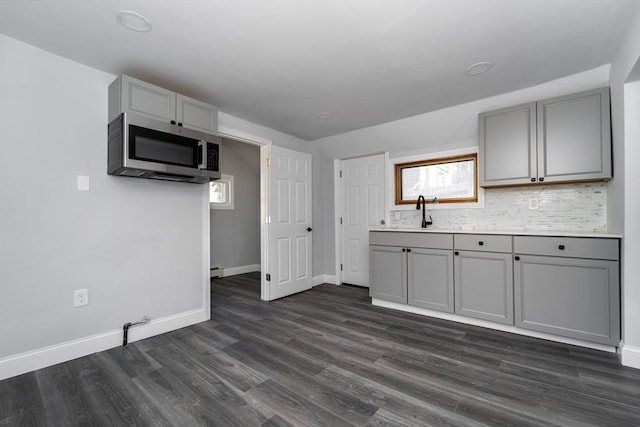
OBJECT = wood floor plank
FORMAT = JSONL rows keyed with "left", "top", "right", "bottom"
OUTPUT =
{"left": 1, "top": 273, "right": 639, "bottom": 426}
{"left": 0, "top": 372, "right": 47, "bottom": 426}
{"left": 245, "top": 378, "right": 356, "bottom": 427}
{"left": 318, "top": 365, "right": 483, "bottom": 427}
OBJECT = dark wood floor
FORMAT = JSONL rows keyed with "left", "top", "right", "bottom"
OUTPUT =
{"left": 2, "top": 272, "right": 640, "bottom": 426}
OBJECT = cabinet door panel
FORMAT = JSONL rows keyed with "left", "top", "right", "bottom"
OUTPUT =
{"left": 514, "top": 255, "right": 619, "bottom": 345}
{"left": 122, "top": 75, "right": 176, "bottom": 122}
{"left": 408, "top": 248, "right": 454, "bottom": 312}
{"left": 370, "top": 246, "right": 406, "bottom": 303}
{"left": 454, "top": 251, "right": 513, "bottom": 324}
{"left": 479, "top": 103, "right": 536, "bottom": 187}
{"left": 176, "top": 94, "right": 218, "bottom": 133}
{"left": 537, "top": 87, "right": 611, "bottom": 182}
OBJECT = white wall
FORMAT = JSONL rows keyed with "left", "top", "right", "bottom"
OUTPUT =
{"left": 313, "top": 65, "right": 610, "bottom": 159}
{"left": 609, "top": 3, "right": 640, "bottom": 368}
{"left": 0, "top": 35, "right": 210, "bottom": 379}
{"left": 0, "top": 34, "right": 313, "bottom": 380}
{"left": 315, "top": 66, "right": 611, "bottom": 276}
{"left": 219, "top": 112, "right": 311, "bottom": 154}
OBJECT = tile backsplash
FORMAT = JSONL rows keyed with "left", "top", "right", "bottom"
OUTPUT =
{"left": 390, "top": 183, "right": 607, "bottom": 232}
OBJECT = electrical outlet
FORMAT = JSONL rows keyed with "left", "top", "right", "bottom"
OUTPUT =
{"left": 74, "top": 289, "right": 89, "bottom": 307}
{"left": 528, "top": 198, "right": 539, "bottom": 210}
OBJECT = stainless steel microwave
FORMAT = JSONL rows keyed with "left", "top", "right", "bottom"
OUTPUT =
{"left": 108, "top": 112, "right": 221, "bottom": 184}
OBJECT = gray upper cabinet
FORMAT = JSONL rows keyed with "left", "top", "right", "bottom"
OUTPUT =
{"left": 109, "top": 75, "right": 218, "bottom": 134}
{"left": 537, "top": 88, "right": 611, "bottom": 183}
{"left": 454, "top": 235, "right": 514, "bottom": 324}
{"left": 479, "top": 103, "right": 537, "bottom": 186}
{"left": 479, "top": 87, "right": 611, "bottom": 187}
{"left": 514, "top": 236, "right": 620, "bottom": 345}
{"left": 176, "top": 94, "right": 218, "bottom": 134}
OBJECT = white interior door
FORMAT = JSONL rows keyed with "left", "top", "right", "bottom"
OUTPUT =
{"left": 266, "top": 145, "right": 312, "bottom": 300}
{"left": 342, "top": 154, "right": 386, "bottom": 287}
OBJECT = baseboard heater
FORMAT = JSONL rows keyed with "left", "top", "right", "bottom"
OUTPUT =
{"left": 210, "top": 266, "right": 223, "bottom": 278}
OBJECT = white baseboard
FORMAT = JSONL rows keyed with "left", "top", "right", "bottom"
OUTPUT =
{"left": 313, "top": 274, "right": 337, "bottom": 286}
{"left": 621, "top": 344, "right": 640, "bottom": 369}
{"left": 0, "top": 308, "right": 208, "bottom": 381}
{"left": 222, "top": 264, "right": 260, "bottom": 277}
{"left": 372, "top": 299, "right": 617, "bottom": 353}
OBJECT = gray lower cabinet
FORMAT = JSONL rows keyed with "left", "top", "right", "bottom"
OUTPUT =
{"left": 370, "top": 231, "right": 620, "bottom": 347}
{"left": 454, "top": 234, "right": 514, "bottom": 324}
{"left": 370, "top": 245, "right": 406, "bottom": 304}
{"left": 514, "top": 236, "right": 620, "bottom": 345}
{"left": 408, "top": 248, "right": 454, "bottom": 312}
{"left": 454, "top": 251, "right": 514, "bottom": 324}
{"left": 369, "top": 231, "right": 454, "bottom": 311}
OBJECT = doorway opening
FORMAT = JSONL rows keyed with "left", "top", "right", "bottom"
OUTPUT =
{"left": 208, "top": 128, "right": 270, "bottom": 301}
{"left": 210, "top": 138, "right": 261, "bottom": 279}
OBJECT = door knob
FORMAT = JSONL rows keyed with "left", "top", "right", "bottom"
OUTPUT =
{"left": 306, "top": 227, "right": 312, "bottom": 232}
{"left": 380, "top": 219, "right": 385, "bottom": 225}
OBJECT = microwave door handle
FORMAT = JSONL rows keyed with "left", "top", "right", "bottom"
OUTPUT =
{"left": 197, "top": 142, "right": 204, "bottom": 169}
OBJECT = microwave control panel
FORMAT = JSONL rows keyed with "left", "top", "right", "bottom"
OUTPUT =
{"left": 206, "top": 142, "right": 219, "bottom": 171}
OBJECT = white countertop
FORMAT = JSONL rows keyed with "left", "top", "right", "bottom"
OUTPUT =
{"left": 370, "top": 228, "right": 622, "bottom": 238}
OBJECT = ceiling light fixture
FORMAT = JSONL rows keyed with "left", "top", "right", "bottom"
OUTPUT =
{"left": 116, "top": 10, "right": 152, "bottom": 32}
{"left": 316, "top": 112, "right": 334, "bottom": 120}
{"left": 465, "top": 61, "right": 492, "bottom": 76}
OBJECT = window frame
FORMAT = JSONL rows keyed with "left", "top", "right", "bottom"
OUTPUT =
{"left": 394, "top": 153, "right": 478, "bottom": 205}
{"left": 209, "top": 174, "right": 234, "bottom": 210}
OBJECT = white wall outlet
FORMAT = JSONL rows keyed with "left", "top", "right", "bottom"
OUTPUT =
{"left": 77, "top": 175, "right": 90, "bottom": 191}
{"left": 74, "top": 289, "right": 89, "bottom": 307}
{"left": 528, "top": 198, "right": 539, "bottom": 210}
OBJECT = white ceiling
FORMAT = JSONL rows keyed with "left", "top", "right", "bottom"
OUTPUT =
{"left": 0, "top": 0, "right": 637, "bottom": 141}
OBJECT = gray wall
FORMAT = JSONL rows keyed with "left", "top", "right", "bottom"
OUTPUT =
{"left": 0, "top": 35, "right": 208, "bottom": 361}
{"left": 210, "top": 139, "right": 260, "bottom": 269}
{"left": 609, "top": 3, "right": 640, "bottom": 365}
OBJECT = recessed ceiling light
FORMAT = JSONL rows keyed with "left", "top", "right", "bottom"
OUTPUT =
{"left": 465, "top": 61, "right": 492, "bottom": 76}
{"left": 116, "top": 10, "right": 152, "bottom": 32}
{"left": 316, "top": 112, "right": 334, "bottom": 120}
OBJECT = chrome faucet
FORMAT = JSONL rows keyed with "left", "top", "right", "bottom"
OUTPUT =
{"left": 416, "top": 195, "right": 433, "bottom": 228}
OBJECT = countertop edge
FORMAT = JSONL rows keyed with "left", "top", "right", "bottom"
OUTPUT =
{"left": 369, "top": 228, "right": 622, "bottom": 239}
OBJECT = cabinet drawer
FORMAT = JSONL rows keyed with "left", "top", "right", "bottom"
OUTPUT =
{"left": 370, "top": 232, "right": 453, "bottom": 249}
{"left": 514, "top": 236, "right": 619, "bottom": 260}
{"left": 454, "top": 234, "right": 512, "bottom": 253}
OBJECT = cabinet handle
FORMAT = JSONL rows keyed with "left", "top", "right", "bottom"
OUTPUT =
{"left": 539, "top": 177, "right": 545, "bottom": 182}
{"left": 531, "top": 178, "right": 536, "bottom": 182}
{"left": 406, "top": 248, "right": 411, "bottom": 253}
{"left": 558, "top": 245, "right": 565, "bottom": 250}
{"left": 478, "top": 241, "right": 484, "bottom": 246}
{"left": 515, "top": 256, "right": 520, "bottom": 261}
{"left": 171, "top": 120, "right": 176, "bottom": 125}
{"left": 178, "top": 122, "right": 183, "bottom": 127}
{"left": 454, "top": 251, "right": 459, "bottom": 256}
{"left": 402, "top": 248, "right": 406, "bottom": 252}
